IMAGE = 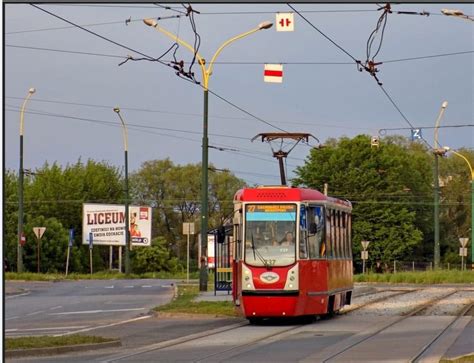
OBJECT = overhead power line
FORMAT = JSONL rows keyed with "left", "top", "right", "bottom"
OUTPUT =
{"left": 8, "top": 44, "right": 474, "bottom": 65}
{"left": 6, "top": 105, "right": 301, "bottom": 167}
{"left": 288, "top": 3, "right": 435, "bottom": 150}
{"left": 28, "top": 4, "right": 289, "bottom": 135}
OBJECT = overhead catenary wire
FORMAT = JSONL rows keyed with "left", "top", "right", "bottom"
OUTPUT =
{"left": 6, "top": 44, "right": 474, "bottom": 65}
{"left": 4, "top": 95, "right": 374, "bottom": 131}
{"left": 28, "top": 4, "right": 289, "bottom": 135}
{"left": 288, "top": 3, "right": 435, "bottom": 150}
{"left": 5, "top": 105, "right": 302, "bottom": 168}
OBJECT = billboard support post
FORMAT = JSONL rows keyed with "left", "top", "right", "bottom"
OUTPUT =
{"left": 119, "top": 246, "right": 122, "bottom": 273}
{"left": 109, "top": 246, "right": 113, "bottom": 271}
{"left": 89, "top": 232, "right": 93, "bottom": 275}
{"left": 65, "top": 229, "right": 73, "bottom": 276}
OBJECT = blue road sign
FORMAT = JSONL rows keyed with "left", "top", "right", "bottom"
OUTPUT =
{"left": 89, "top": 232, "right": 93, "bottom": 250}
{"left": 411, "top": 128, "right": 422, "bottom": 141}
{"left": 69, "top": 229, "right": 74, "bottom": 247}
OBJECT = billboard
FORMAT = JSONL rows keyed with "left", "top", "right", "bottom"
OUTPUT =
{"left": 82, "top": 203, "right": 152, "bottom": 246}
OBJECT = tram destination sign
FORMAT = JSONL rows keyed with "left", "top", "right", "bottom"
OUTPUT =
{"left": 82, "top": 203, "right": 152, "bottom": 247}
{"left": 246, "top": 204, "right": 296, "bottom": 221}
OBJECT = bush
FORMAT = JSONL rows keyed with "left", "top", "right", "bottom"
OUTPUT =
{"left": 131, "top": 237, "right": 179, "bottom": 274}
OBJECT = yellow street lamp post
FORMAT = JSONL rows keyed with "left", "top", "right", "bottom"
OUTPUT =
{"left": 18, "top": 87, "right": 36, "bottom": 272}
{"left": 143, "top": 18, "right": 272, "bottom": 291}
{"left": 444, "top": 147, "right": 474, "bottom": 270}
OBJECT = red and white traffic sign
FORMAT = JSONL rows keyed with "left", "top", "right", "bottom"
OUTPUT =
{"left": 19, "top": 233, "right": 26, "bottom": 246}
{"left": 264, "top": 64, "right": 283, "bottom": 83}
{"left": 33, "top": 227, "right": 46, "bottom": 239}
{"left": 276, "top": 13, "right": 294, "bottom": 32}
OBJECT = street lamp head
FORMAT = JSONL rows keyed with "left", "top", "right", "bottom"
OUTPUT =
{"left": 258, "top": 21, "right": 273, "bottom": 30}
{"left": 113, "top": 107, "right": 121, "bottom": 113}
{"left": 143, "top": 18, "right": 157, "bottom": 27}
{"left": 28, "top": 88, "right": 36, "bottom": 94}
{"left": 441, "top": 101, "right": 448, "bottom": 109}
{"left": 441, "top": 9, "right": 464, "bottom": 16}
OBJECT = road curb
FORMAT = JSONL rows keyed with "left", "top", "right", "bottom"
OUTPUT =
{"left": 5, "top": 340, "right": 121, "bottom": 358}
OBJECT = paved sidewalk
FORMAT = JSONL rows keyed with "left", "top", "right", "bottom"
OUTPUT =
{"left": 194, "top": 290, "right": 233, "bottom": 302}
{"left": 443, "top": 319, "right": 474, "bottom": 360}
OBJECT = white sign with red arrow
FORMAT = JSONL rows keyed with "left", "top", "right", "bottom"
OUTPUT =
{"left": 276, "top": 13, "right": 294, "bottom": 32}
{"left": 264, "top": 64, "right": 283, "bottom": 83}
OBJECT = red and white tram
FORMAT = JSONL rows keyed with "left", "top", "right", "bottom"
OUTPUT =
{"left": 231, "top": 185, "right": 353, "bottom": 322}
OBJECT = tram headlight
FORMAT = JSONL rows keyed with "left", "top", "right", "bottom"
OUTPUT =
{"left": 242, "top": 264, "right": 255, "bottom": 291}
{"left": 284, "top": 263, "right": 299, "bottom": 291}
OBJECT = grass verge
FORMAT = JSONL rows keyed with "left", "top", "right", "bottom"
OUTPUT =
{"left": 154, "top": 285, "right": 239, "bottom": 317}
{"left": 5, "top": 271, "right": 200, "bottom": 281}
{"left": 354, "top": 270, "right": 474, "bottom": 284}
{"left": 6, "top": 335, "right": 115, "bottom": 350}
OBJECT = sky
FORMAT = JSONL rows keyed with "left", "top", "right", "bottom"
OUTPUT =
{"left": 3, "top": 3, "right": 474, "bottom": 186}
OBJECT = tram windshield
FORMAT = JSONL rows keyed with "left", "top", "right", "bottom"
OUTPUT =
{"left": 244, "top": 203, "right": 297, "bottom": 267}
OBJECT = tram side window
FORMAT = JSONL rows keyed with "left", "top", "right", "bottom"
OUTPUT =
{"left": 299, "top": 205, "right": 308, "bottom": 259}
{"left": 348, "top": 213, "right": 353, "bottom": 258}
{"left": 328, "top": 209, "right": 335, "bottom": 259}
{"left": 344, "top": 212, "right": 350, "bottom": 258}
{"left": 324, "top": 209, "right": 331, "bottom": 258}
{"left": 334, "top": 210, "right": 341, "bottom": 258}
{"left": 340, "top": 211, "right": 345, "bottom": 258}
{"left": 307, "top": 206, "right": 324, "bottom": 259}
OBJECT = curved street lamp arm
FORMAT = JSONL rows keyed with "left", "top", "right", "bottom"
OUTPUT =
{"left": 434, "top": 101, "right": 448, "bottom": 148}
{"left": 114, "top": 108, "right": 129, "bottom": 152}
{"left": 143, "top": 19, "right": 206, "bottom": 81}
{"left": 207, "top": 27, "right": 261, "bottom": 82}
{"left": 451, "top": 150, "right": 474, "bottom": 180}
{"left": 20, "top": 89, "right": 36, "bottom": 136}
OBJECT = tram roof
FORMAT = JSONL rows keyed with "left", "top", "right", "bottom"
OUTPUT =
{"left": 234, "top": 186, "right": 352, "bottom": 208}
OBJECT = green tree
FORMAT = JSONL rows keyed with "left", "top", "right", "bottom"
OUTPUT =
{"left": 131, "top": 159, "right": 245, "bottom": 260}
{"left": 439, "top": 149, "right": 473, "bottom": 264}
{"left": 22, "top": 216, "right": 68, "bottom": 273}
{"left": 5, "top": 159, "right": 123, "bottom": 273}
{"left": 131, "top": 237, "right": 179, "bottom": 274}
{"left": 293, "top": 135, "right": 431, "bottom": 269}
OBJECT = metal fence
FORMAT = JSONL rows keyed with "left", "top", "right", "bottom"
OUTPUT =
{"left": 362, "top": 260, "right": 469, "bottom": 273}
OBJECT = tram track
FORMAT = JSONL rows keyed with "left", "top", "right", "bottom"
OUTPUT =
{"left": 409, "top": 302, "right": 473, "bottom": 363}
{"left": 341, "top": 288, "right": 419, "bottom": 314}
{"left": 308, "top": 289, "right": 464, "bottom": 362}
{"left": 102, "top": 287, "right": 471, "bottom": 362}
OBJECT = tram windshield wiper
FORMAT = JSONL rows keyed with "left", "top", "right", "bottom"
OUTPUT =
{"left": 251, "top": 233, "right": 271, "bottom": 268}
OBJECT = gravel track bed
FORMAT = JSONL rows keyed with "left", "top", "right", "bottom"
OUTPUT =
{"left": 419, "top": 289, "right": 474, "bottom": 316}
{"left": 348, "top": 287, "right": 457, "bottom": 316}
{"left": 340, "top": 290, "right": 403, "bottom": 313}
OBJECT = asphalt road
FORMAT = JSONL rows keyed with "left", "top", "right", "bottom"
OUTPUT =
{"left": 5, "top": 279, "right": 175, "bottom": 338}
{"left": 6, "top": 284, "right": 473, "bottom": 363}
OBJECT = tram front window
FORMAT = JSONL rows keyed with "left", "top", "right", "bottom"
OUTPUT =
{"left": 244, "top": 204, "right": 297, "bottom": 267}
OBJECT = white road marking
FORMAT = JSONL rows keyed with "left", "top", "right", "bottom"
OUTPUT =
{"left": 49, "top": 305, "right": 62, "bottom": 310}
{"left": 26, "top": 310, "right": 45, "bottom": 316}
{"left": 55, "top": 315, "right": 151, "bottom": 337}
{"left": 141, "top": 285, "right": 152, "bottom": 288}
{"left": 6, "top": 326, "right": 88, "bottom": 332}
{"left": 124, "top": 286, "right": 135, "bottom": 288}
{"left": 6, "top": 316, "right": 19, "bottom": 321}
{"left": 104, "top": 286, "right": 114, "bottom": 289}
{"left": 49, "top": 307, "right": 145, "bottom": 316}
{"left": 6, "top": 292, "right": 31, "bottom": 299}
{"left": 161, "top": 284, "right": 174, "bottom": 288}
